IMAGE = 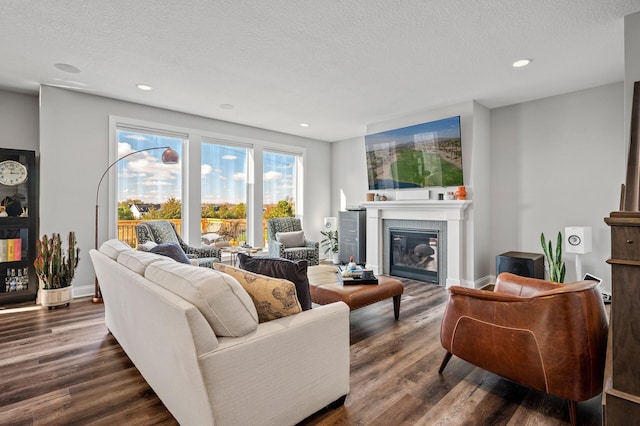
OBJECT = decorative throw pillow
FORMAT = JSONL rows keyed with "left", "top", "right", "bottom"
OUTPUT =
{"left": 137, "top": 240, "right": 158, "bottom": 252}
{"left": 238, "top": 253, "right": 312, "bottom": 310}
{"left": 214, "top": 263, "right": 301, "bottom": 323}
{"left": 275, "top": 230, "right": 305, "bottom": 248}
{"left": 149, "top": 242, "right": 191, "bottom": 264}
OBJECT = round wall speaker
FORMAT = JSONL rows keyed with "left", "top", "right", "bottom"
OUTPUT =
{"left": 323, "top": 217, "right": 337, "bottom": 232}
{"left": 564, "top": 226, "right": 592, "bottom": 254}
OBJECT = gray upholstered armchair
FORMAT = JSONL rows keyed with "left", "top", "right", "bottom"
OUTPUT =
{"left": 267, "top": 218, "right": 319, "bottom": 266}
{"left": 136, "top": 220, "right": 221, "bottom": 266}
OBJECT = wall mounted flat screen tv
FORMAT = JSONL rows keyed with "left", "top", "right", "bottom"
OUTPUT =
{"left": 366, "top": 116, "right": 463, "bottom": 190}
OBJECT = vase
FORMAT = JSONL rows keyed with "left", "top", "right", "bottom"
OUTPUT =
{"left": 332, "top": 252, "right": 340, "bottom": 264}
{"left": 40, "top": 286, "right": 72, "bottom": 310}
{"left": 456, "top": 186, "right": 467, "bottom": 200}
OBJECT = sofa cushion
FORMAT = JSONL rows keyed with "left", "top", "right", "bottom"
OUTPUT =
{"left": 276, "top": 230, "right": 305, "bottom": 248}
{"left": 117, "top": 250, "right": 174, "bottom": 275}
{"left": 214, "top": 263, "right": 302, "bottom": 323}
{"left": 150, "top": 242, "right": 191, "bottom": 264}
{"left": 99, "top": 239, "right": 133, "bottom": 260}
{"left": 238, "top": 253, "right": 312, "bottom": 310}
{"left": 145, "top": 261, "right": 258, "bottom": 337}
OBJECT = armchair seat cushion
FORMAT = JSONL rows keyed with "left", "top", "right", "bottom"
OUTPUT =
{"left": 195, "top": 257, "right": 218, "bottom": 268}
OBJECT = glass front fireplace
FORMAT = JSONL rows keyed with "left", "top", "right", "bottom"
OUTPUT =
{"left": 389, "top": 228, "right": 438, "bottom": 283}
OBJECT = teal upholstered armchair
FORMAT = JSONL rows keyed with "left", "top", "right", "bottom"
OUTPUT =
{"left": 135, "top": 220, "right": 221, "bottom": 266}
{"left": 267, "top": 218, "right": 319, "bottom": 266}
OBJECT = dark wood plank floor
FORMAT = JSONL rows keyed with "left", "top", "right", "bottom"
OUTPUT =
{"left": 0, "top": 280, "right": 603, "bottom": 426}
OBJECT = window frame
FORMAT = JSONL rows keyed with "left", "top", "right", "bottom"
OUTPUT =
{"left": 108, "top": 116, "right": 306, "bottom": 249}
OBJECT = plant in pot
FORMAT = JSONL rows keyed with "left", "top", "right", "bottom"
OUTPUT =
{"left": 320, "top": 229, "right": 339, "bottom": 264}
{"left": 34, "top": 232, "right": 80, "bottom": 309}
{"left": 540, "top": 231, "right": 565, "bottom": 283}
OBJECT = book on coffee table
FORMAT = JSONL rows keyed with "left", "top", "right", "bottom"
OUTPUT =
{"left": 336, "top": 265, "right": 378, "bottom": 285}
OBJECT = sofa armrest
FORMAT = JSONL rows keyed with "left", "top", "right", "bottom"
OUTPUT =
{"left": 199, "top": 302, "right": 350, "bottom": 425}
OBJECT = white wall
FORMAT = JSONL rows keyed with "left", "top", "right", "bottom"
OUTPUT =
{"left": 490, "top": 82, "right": 625, "bottom": 291}
{"left": 625, "top": 12, "right": 640, "bottom": 148}
{"left": 39, "top": 86, "right": 332, "bottom": 297}
{"left": 0, "top": 90, "right": 38, "bottom": 151}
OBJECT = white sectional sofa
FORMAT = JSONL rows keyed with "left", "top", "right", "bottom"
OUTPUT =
{"left": 90, "top": 239, "right": 350, "bottom": 426}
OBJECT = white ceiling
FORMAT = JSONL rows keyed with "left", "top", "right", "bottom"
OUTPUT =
{"left": 1, "top": 0, "right": 640, "bottom": 142}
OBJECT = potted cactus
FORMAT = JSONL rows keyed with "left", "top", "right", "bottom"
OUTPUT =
{"left": 34, "top": 232, "right": 80, "bottom": 309}
{"left": 540, "top": 231, "right": 566, "bottom": 283}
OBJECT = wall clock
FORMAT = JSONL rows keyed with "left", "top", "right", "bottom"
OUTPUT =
{"left": 0, "top": 160, "right": 28, "bottom": 185}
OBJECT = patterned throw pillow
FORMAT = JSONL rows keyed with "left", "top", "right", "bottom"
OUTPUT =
{"left": 214, "top": 263, "right": 302, "bottom": 323}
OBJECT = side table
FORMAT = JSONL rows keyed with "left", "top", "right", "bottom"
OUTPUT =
{"left": 221, "top": 247, "right": 262, "bottom": 267}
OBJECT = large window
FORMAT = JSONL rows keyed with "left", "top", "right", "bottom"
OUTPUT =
{"left": 201, "top": 140, "right": 248, "bottom": 243}
{"left": 115, "top": 127, "right": 184, "bottom": 244}
{"left": 263, "top": 150, "right": 300, "bottom": 219}
{"left": 111, "top": 119, "right": 305, "bottom": 249}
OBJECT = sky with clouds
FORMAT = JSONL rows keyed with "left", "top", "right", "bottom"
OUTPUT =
{"left": 117, "top": 130, "right": 296, "bottom": 205}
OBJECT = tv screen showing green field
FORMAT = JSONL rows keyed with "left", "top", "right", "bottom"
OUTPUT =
{"left": 366, "top": 116, "right": 463, "bottom": 190}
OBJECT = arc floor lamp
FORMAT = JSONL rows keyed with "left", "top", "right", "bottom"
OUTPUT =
{"left": 93, "top": 146, "right": 179, "bottom": 303}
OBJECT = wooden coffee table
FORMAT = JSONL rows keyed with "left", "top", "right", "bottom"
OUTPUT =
{"left": 307, "top": 264, "right": 404, "bottom": 320}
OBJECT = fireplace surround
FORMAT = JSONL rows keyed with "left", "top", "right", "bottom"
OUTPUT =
{"left": 361, "top": 199, "right": 471, "bottom": 287}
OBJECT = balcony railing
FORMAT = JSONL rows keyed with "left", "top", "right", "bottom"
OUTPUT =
{"left": 117, "top": 218, "right": 267, "bottom": 248}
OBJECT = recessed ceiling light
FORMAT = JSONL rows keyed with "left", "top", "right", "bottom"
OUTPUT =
{"left": 137, "top": 84, "right": 153, "bottom": 91}
{"left": 513, "top": 59, "right": 532, "bottom": 68}
{"left": 299, "top": 123, "right": 310, "bottom": 127}
{"left": 54, "top": 63, "right": 81, "bottom": 73}
{"left": 220, "top": 104, "right": 235, "bottom": 109}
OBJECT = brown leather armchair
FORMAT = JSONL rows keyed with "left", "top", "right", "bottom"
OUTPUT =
{"left": 439, "top": 272, "right": 609, "bottom": 426}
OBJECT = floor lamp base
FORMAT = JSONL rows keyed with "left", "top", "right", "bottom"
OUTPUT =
{"left": 92, "top": 297, "right": 103, "bottom": 304}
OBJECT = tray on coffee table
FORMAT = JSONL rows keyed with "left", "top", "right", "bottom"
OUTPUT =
{"left": 336, "top": 265, "right": 378, "bottom": 285}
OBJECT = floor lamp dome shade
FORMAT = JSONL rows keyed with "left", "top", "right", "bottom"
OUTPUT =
{"left": 161, "top": 147, "right": 179, "bottom": 164}
{"left": 93, "top": 146, "right": 180, "bottom": 303}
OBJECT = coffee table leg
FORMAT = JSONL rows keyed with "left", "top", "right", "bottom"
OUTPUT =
{"left": 393, "top": 294, "right": 401, "bottom": 320}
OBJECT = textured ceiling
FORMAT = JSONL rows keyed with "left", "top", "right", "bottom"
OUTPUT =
{"left": 1, "top": 0, "right": 639, "bottom": 142}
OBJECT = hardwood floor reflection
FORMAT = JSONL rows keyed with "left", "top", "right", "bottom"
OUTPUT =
{"left": 0, "top": 279, "right": 602, "bottom": 425}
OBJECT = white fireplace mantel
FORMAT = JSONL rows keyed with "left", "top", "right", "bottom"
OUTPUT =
{"left": 360, "top": 200, "right": 471, "bottom": 287}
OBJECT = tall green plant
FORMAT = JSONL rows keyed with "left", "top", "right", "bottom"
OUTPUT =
{"left": 34, "top": 232, "right": 80, "bottom": 289}
{"left": 540, "top": 231, "right": 565, "bottom": 283}
{"left": 320, "top": 230, "right": 339, "bottom": 254}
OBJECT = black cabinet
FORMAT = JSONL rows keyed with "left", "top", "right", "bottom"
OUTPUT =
{"left": 0, "top": 149, "right": 38, "bottom": 304}
{"left": 339, "top": 210, "right": 366, "bottom": 264}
